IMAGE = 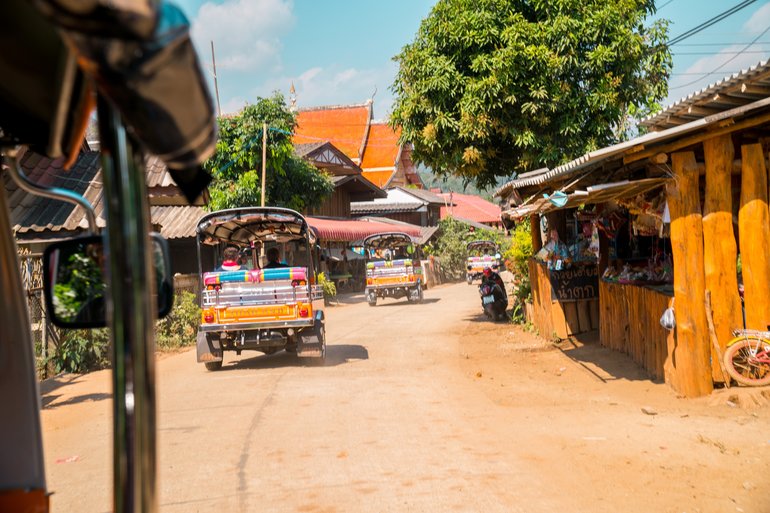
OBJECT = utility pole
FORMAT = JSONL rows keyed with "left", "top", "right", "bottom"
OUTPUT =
{"left": 210, "top": 40, "right": 221, "bottom": 117}
{"left": 261, "top": 122, "right": 267, "bottom": 207}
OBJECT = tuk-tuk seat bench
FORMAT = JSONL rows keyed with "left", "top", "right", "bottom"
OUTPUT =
{"left": 203, "top": 267, "right": 307, "bottom": 286}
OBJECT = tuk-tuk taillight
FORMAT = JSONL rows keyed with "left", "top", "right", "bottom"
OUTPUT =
{"left": 203, "top": 309, "right": 215, "bottom": 323}
{"left": 367, "top": 278, "right": 373, "bottom": 285}
{"left": 299, "top": 306, "right": 310, "bottom": 318}
{"left": 291, "top": 279, "right": 307, "bottom": 287}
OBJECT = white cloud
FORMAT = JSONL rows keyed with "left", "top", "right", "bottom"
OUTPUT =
{"left": 190, "top": 0, "right": 294, "bottom": 72}
{"left": 259, "top": 62, "right": 399, "bottom": 116}
{"left": 744, "top": 2, "right": 770, "bottom": 33}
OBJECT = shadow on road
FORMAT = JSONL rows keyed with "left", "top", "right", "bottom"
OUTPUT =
{"left": 222, "top": 343, "right": 369, "bottom": 371}
{"left": 43, "top": 392, "right": 112, "bottom": 409}
{"left": 553, "top": 334, "right": 660, "bottom": 384}
{"left": 369, "top": 297, "right": 441, "bottom": 307}
{"left": 462, "top": 312, "right": 510, "bottom": 324}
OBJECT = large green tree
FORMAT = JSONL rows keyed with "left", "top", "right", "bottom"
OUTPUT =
{"left": 204, "top": 93, "right": 334, "bottom": 211}
{"left": 391, "top": 0, "right": 671, "bottom": 187}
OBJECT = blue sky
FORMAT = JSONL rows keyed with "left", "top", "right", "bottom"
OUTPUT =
{"left": 175, "top": 0, "right": 770, "bottom": 119}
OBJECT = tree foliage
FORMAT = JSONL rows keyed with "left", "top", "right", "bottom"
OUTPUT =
{"left": 428, "top": 216, "right": 510, "bottom": 279}
{"left": 204, "top": 93, "right": 334, "bottom": 211}
{"left": 391, "top": 0, "right": 671, "bottom": 187}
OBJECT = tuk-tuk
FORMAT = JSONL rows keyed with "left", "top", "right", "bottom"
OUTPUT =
{"left": 195, "top": 208, "right": 326, "bottom": 370}
{"left": 466, "top": 240, "right": 501, "bottom": 284}
{"left": 363, "top": 232, "right": 423, "bottom": 306}
{"left": 1, "top": 2, "right": 216, "bottom": 511}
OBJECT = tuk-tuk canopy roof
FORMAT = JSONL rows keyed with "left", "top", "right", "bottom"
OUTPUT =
{"left": 196, "top": 207, "right": 315, "bottom": 246}
{"left": 466, "top": 240, "right": 497, "bottom": 251}
{"left": 306, "top": 217, "right": 421, "bottom": 243}
{"left": 362, "top": 232, "right": 415, "bottom": 249}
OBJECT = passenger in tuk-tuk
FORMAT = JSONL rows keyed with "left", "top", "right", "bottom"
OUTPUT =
{"left": 217, "top": 246, "right": 246, "bottom": 271}
{"left": 264, "top": 247, "right": 289, "bottom": 269}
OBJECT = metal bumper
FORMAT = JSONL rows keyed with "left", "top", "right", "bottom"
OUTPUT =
{"left": 198, "top": 319, "right": 315, "bottom": 332}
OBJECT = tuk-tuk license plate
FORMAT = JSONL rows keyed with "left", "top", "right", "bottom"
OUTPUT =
{"left": 482, "top": 295, "right": 495, "bottom": 305}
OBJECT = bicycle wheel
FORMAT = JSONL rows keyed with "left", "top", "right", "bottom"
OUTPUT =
{"left": 723, "top": 336, "right": 770, "bottom": 386}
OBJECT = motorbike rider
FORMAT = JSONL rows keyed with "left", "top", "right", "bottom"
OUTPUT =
{"left": 482, "top": 266, "right": 505, "bottom": 292}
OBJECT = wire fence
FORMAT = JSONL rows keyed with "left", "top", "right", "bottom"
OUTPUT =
{"left": 18, "top": 249, "right": 59, "bottom": 378}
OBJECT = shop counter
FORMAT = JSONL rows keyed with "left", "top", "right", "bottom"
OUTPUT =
{"left": 598, "top": 280, "right": 675, "bottom": 381}
{"left": 528, "top": 259, "right": 600, "bottom": 339}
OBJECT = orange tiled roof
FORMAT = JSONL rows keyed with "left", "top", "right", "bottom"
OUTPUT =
{"left": 362, "top": 169, "right": 396, "bottom": 188}
{"left": 293, "top": 104, "right": 371, "bottom": 161}
{"left": 360, "top": 123, "right": 401, "bottom": 170}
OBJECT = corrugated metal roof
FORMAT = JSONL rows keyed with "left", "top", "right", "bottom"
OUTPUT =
{"left": 502, "top": 178, "right": 667, "bottom": 220}
{"left": 350, "top": 201, "right": 423, "bottom": 214}
{"left": 306, "top": 216, "right": 421, "bottom": 242}
{"left": 640, "top": 60, "right": 770, "bottom": 131}
{"left": 438, "top": 192, "right": 501, "bottom": 224}
{"left": 294, "top": 141, "right": 328, "bottom": 158}
{"left": 150, "top": 205, "right": 207, "bottom": 239}
{"left": 495, "top": 95, "right": 770, "bottom": 198}
{"left": 5, "top": 148, "right": 205, "bottom": 239}
{"left": 393, "top": 186, "right": 445, "bottom": 205}
{"left": 145, "top": 155, "right": 178, "bottom": 187}
{"left": 5, "top": 149, "right": 107, "bottom": 234}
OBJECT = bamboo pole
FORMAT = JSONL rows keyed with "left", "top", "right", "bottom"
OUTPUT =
{"left": 739, "top": 144, "right": 770, "bottom": 330}
{"left": 702, "top": 134, "right": 741, "bottom": 383}
{"left": 667, "top": 151, "right": 713, "bottom": 397}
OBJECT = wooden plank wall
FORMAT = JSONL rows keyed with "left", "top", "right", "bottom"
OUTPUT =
{"left": 528, "top": 259, "right": 599, "bottom": 339}
{"left": 599, "top": 281, "right": 674, "bottom": 381}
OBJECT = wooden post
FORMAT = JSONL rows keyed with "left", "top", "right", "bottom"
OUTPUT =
{"left": 702, "top": 135, "right": 741, "bottom": 383}
{"left": 667, "top": 152, "right": 713, "bottom": 397}
{"left": 739, "top": 144, "right": 770, "bottom": 330}
{"left": 530, "top": 214, "right": 542, "bottom": 252}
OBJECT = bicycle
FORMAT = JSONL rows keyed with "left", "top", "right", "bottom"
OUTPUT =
{"left": 723, "top": 328, "right": 770, "bottom": 386}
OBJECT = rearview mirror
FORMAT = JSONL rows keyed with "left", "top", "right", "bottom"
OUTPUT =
{"left": 43, "top": 233, "right": 173, "bottom": 328}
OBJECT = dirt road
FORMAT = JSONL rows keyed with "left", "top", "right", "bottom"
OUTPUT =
{"left": 41, "top": 283, "right": 770, "bottom": 512}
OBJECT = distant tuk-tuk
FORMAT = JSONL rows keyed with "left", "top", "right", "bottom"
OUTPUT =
{"left": 466, "top": 240, "right": 501, "bottom": 284}
{"left": 195, "top": 208, "right": 326, "bottom": 370}
{"left": 363, "top": 232, "right": 423, "bottom": 306}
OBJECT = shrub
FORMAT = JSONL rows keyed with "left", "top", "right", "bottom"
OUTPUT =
{"left": 503, "top": 221, "right": 534, "bottom": 324}
{"left": 317, "top": 272, "right": 336, "bottom": 299}
{"left": 428, "top": 216, "right": 511, "bottom": 280}
{"left": 49, "top": 329, "right": 110, "bottom": 374}
{"left": 155, "top": 290, "right": 200, "bottom": 350}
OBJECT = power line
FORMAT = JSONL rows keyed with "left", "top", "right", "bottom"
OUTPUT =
{"left": 668, "top": 0, "right": 759, "bottom": 46}
{"left": 673, "top": 50, "right": 770, "bottom": 55}
{"left": 669, "top": 24, "right": 770, "bottom": 91}
{"left": 670, "top": 71, "right": 743, "bottom": 75}
{"left": 675, "top": 41, "right": 770, "bottom": 46}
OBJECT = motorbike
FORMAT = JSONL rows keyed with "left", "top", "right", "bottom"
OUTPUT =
{"left": 479, "top": 275, "right": 508, "bottom": 321}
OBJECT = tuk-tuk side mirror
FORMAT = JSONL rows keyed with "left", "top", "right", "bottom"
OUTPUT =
{"left": 43, "top": 233, "right": 174, "bottom": 328}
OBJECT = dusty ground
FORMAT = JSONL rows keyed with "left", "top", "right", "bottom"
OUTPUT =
{"left": 39, "top": 282, "right": 770, "bottom": 513}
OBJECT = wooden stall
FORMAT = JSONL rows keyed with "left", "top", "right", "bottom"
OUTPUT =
{"left": 497, "top": 64, "right": 770, "bottom": 397}
{"left": 529, "top": 259, "right": 599, "bottom": 339}
{"left": 599, "top": 281, "right": 674, "bottom": 382}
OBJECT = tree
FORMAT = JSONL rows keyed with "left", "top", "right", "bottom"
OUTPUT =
{"left": 390, "top": 0, "right": 671, "bottom": 188}
{"left": 204, "top": 93, "right": 334, "bottom": 211}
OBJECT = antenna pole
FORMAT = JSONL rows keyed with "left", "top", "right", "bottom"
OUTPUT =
{"left": 210, "top": 40, "right": 221, "bottom": 117}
